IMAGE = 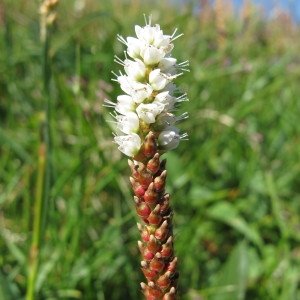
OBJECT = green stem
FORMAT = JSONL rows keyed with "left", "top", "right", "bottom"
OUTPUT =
{"left": 70, "top": 43, "right": 83, "bottom": 257}
{"left": 26, "top": 142, "right": 46, "bottom": 300}
{"left": 26, "top": 3, "right": 53, "bottom": 297}
{"left": 41, "top": 27, "right": 52, "bottom": 249}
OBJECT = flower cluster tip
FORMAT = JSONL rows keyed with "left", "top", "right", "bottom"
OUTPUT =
{"left": 108, "top": 18, "right": 188, "bottom": 161}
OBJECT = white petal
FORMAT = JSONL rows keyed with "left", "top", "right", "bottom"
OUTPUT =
{"left": 126, "top": 37, "right": 143, "bottom": 59}
{"left": 141, "top": 46, "right": 165, "bottom": 65}
{"left": 115, "top": 95, "right": 135, "bottom": 115}
{"left": 132, "top": 84, "right": 153, "bottom": 103}
{"left": 153, "top": 91, "right": 176, "bottom": 111}
{"left": 134, "top": 25, "right": 143, "bottom": 40}
{"left": 114, "top": 133, "right": 141, "bottom": 157}
{"left": 117, "top": 75, "right": 134, "bottom": 95}
{"left": 158, "top": 126, "right": 181, "bottom": 150}
{"left": 117, "top": 76, "right": 152, "bottom": 103}
{"left": 158, "top": 57, "right": 177, "bottom": 74}
{"left": 116, "top": 112, "right": 139, "bottom": 134}
{"left": 136, "top": 102, "right": 165, "bottom": 124}
{"left": 149, "top": 69, "right": 169, "bottom": 91}
{"left": 154, "top": 113, "right": 177, "bottom": 130}
{"left": 124, "top": 59, "right": 146, "bottom": 81}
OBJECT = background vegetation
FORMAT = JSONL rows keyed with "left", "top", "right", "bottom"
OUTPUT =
{"left": 1, "top": 0, "right": 300, "bottom": 299}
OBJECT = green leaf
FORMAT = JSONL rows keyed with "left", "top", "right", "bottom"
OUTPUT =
{"left": 0, "top": 127, "right": 33, "bottom": 164}
{"left": 0, "top": 269, "right": 21, "bottom": 300}
{"left": 210, "top": 241, "right": 249, "bottom": 300}
{"left": 207, "top": 202, "right": 263, "bottom": 248}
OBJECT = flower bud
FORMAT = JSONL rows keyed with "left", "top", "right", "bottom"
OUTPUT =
{"left": 142, "top": 131, "right": 157, "bottom": 157}
{"left": 149, "top": 252, "right": 165, "bottom": 273}
{"left": 162, "top": 287, "right": 176, "bottom": 300}
{"left": 161, "top": 236, "right": 173, "bottom": 258}
{"left": 154, "top": 170, "right": 167, "bottom": 191}
{"left": 138, "top": 241, "right": 154, "bottom": 260}
{"left": 135, "top": 197, "right": 151, "bottom": 218}
{"left": 147, "top": 204, "right": 162, "bottom": 226}
{"left": 146, "top": 153, "right": 161, "bottom": 174}
{"left": 128, "top": 159, "right": 139, "bottom": 179}
{"left": 158, "top": 127, "right": 180, "bottom": 151}
{"left": 147, "top": 235, "right": 161, "bottom": 254}
{"left": 144, "top": 182, "right": 159, "bottom": 204}
{"left": 138, "top": 167, "right": 153, "bottom": 188}
{"left": 157, "top": 271, "right": 171, "bottom": 291}
{"left": 141, "top": 261, "right": 157, "bottom": 281}
{"left": 155, "top": 220, "right": 169, "bottom": 241}
{"left": 130, "top": 177, "right": 145, "bottom": 196}
{"left": 147, "top": 281, "right": 163, "bottom": 299}
{"left": 167, "top": 257, "right": 178, "bottom": 273}
{"left": 137, "top": 223, "right": 150, "bottom": 242}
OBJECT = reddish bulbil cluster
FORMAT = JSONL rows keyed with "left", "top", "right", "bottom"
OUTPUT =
{"left": 129, "top": 132, "right": 179, "bottom": 300}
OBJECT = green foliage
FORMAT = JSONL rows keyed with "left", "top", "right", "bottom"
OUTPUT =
{"left": 1, "top": 0, "right": 300, "bottom": 299}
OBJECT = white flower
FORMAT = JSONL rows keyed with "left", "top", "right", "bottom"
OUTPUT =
{"left": 114, "top": 133, "right": 141, "bottom": 156}
{"left": 116, "top": 112, "right": 139, "bottom": 134}
{"left": 136, "top": 102, "right": 165, "bottom": 124}
{"left": 135, "top": 24, "right": 173, "bottom": 52}
{"left": 158, "top": 57, "right": 177, "bottom": 75}
{"left": 124, "top": 59, "right": 146, "bottom": 81}
{"left": 115, "top": 95, "right": 136, "bottom": 115}
{"left": 126, "top": 37, "right": 143, "bottom": 59}
{"left": 158, "top": 126, "right": 181, "bottom": 151}
{"left": 141, "top": 46, "right": 165, "bottom": 65}
{"left": 117, "top": 75, "right": 153, "bottom": 103}
{"left": 153, "top": 91, "right": 176, "bottom": 111}
{"left": 130, "top": 83, "right": 153, "bottom": 104}
{"left": 153, "top": 113, "right": 177, "bottom": 130}
{"left": 149, "top": 69, "right": 169, "bottom": 90}
{"left": 117, "top": 75, "right": 136, "bottom": 95}
{"left": 135, "top": 25, "right": 162, "bottom": 45}
{"left": 110, "top": 20, "right": 188, "bottom": 157}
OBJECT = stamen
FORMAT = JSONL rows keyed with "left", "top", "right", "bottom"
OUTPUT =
{"left": 114, "top": 55, "right": 125, "bottom": 66}
{"left": 177, "top": 112, "right": 189, "bottom": 121}
{"left": 144, "top": 14, "right": 152, "bottom": 26}
{"left": 177, "top": 60, "right": 190, "bottom": 72}
{"left": 103, "top": 99, "right": 116, "bottom": 108}
{"left": 117, "top": 34, "right": 127, "bottom": 46}
{"left": 176, "top": 94, "right": 189, "bottom": 102}
{"left": 180, "top": 132, "right": 189, "bottom": 140}
{"left": 171, "top": 28, "right": 184, "bottom": 41}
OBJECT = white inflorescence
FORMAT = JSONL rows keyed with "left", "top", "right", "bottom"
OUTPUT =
{"left": 108, "top": 18, "right": 189, "bottom": 157}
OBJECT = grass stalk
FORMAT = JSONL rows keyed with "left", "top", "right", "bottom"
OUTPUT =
{"left": 25, "top": 141, "right": 46, "bottom": 300}
{"left": 69, "top": 42, "right": 84, "bottom": 258}
{"left": 25, "top": 1, "right": 57, "bottom": 298}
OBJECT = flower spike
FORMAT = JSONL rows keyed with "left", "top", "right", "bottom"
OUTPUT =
{"left": 108, "top": 17, "right": 188, "bottom": 299}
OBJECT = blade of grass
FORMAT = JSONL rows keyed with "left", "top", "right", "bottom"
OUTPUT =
{"left": 26, "top": 1, "right": 56, "bottom": 298}
{"left": 25, "top": 140, "right": 46, "bottom": 300}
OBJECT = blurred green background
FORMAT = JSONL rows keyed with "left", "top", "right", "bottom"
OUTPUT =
{"left": 1, "top": 0, "right": 300, "bottom": 299}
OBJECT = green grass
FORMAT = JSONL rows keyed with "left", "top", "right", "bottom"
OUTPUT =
{"left": 1, "top": 1, "right": 300, "bottom": 299}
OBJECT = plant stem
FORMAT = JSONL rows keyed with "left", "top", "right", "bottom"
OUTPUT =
{"left": 26, "top": 1, "right": 55, "bottom": 297}
{"left": 26, "top": 141, "right": 46, "bottom": 300}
